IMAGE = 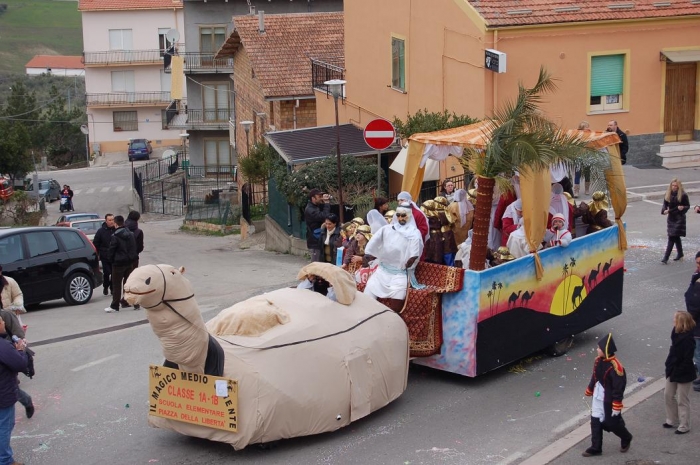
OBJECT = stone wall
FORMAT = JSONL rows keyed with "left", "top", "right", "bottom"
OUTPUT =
{"left": 265, "top": 215, "right": 308, "bottom": 257}
{"left": 233, "top": 46, "right": 268, "bottom": 153}
{"left": 627, "top": 133, "right": 664, "bottom": 167}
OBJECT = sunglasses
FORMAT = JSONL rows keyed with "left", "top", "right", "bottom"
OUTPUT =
{"left": 395, "top": 213, "right": 408, "bottom": 218}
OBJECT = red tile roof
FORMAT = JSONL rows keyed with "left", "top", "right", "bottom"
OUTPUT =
{"left": 25, "top": 55, "right": 85, "bottom": 70}
{"left": 78, "top": 0, "right": 182, "bottom": 11}
{"left": 468, "top": 0, "right": 700, "bottom": 27}
{"left": 226, "top": 12, "right": 344, "bottom": 98}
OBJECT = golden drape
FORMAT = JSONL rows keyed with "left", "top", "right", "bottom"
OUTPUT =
{"left": 519, "top": 167, "right": 551, "bottom": 280}
{"left": 402, "top": 141, "right": 427, "bottom": 200}
{"left": 170, "top": 56, "right": 184, "bottom": 100}
{"left": 603, "top": 144, "right": 627, "bottom": 250}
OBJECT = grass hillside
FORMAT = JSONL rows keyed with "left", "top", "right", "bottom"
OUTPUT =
{"left": 0, "top": 0, "right": 83, "bottom": 75}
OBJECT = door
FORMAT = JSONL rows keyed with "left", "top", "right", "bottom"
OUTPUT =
{"left": 664, "top": 62, "right": 697, "bottom": 142}
{"left": 203, "top": 83, "right": 229, "bottom": 122}
{"left": 0, "top": 233, "right": 32, "bottom": 302}
{"left": 25, "top": 231, "right": 69, "bottom": 302}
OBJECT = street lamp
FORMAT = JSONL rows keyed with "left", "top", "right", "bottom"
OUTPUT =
{"left": 240, "top": 120, "right": 254, "bottom": 155}
{"left": 180, "top": 132, "right": 189, "bottom": 205}
{"left": 324, "top": 79, "right": 346, "bottom": 223}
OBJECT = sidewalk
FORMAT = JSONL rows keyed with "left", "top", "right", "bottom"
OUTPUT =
{"left": 523, "top": 377, "right": 700, "bottom": 464}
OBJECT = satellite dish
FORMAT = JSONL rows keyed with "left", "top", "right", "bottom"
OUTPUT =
{"left": 80, "top": 124, "right": 89, "bottom": 135}
{"left": 165, "top": 29, "right": 180, "bottom": 46}
{"left": 162, "top": 149, "right": 176, "bottom": 159}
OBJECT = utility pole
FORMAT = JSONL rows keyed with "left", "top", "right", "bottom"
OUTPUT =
{"left": 67, "top": 89, "right": 71, "bottom": 112}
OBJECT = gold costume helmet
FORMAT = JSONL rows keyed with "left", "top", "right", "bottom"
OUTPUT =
{"left": 384, "top": 210, "right": 396, "bottom": 223}
{"left": 355, "top": 224, "right": 372, "bottom": 240}
{"left": 563, "top": 192, "right": 575, "bottom": 206}
{"left": 434, "top": 196, "right": 449, "bottom": 209}
{"left": 351, "top": 217, "right": 365, "bottom": 226}
{"left": 589, "top": 191, "right": 609, "bottom": 216}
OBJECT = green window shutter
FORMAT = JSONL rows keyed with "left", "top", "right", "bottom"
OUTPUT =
{"left": 591, "top": 54, "right": 624, "bottom": 97}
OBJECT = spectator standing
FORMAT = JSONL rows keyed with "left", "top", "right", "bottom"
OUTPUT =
{"left": 318, "top": 214, "right": 342, "bottom": 265}
{"left": 683, "top": 251, "right": 700, "bottom": 392}
{"left": 92, "top": 214, "right": 116, "bottom": 295}
{"left": 61, "top": 184, "right": 74, "bottom": 211}
{"left": 105, "top": 215, "right": 136, "bottom": 313}
{"left": 124, "top": 211, "right": 144, "bottom": 310}
{"left": 0, "top": 309, "right": 33, "bottom": 419}
{"left": 304, "top": 189, "right": 330, "bottom": 262}
{"left": 606, "top": 120, "right": 629, "bottom": 165}
{"left": 661, "top": 178, "right": 690, "bottom": 264}
{"left": 663, "top": 311, "right": 696, "bottom": 434}
{"left": 439, "top": 179, "right": 456, "bottom": 203}
{"left": 373, "top": 197, "right": 389, "bottom": 216}
{"left": 0, "top": 316, "right": 29, "bottom": 465}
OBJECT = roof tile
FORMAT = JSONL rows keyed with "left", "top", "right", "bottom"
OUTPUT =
{"left": 78, "top": 0, "right": 182, "bottom": 11}
{"left": 230, "top": 12, "right": 343, "bottom": 98}
{"left": 25, "top": 55, "right": 85, "bottom": 70}
{"left": 468, "top": 0, "right": 700, "bottom": 27}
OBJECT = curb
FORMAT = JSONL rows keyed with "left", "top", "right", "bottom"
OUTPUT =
{"left": 519, "top": 377, "right": 666, "bottom": 465}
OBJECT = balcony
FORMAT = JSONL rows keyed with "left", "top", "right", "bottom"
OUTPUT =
{"left": 170, "top": 52, "right": 232, "bottom": 74}
{"left": 83, "top": 50, "right": 164, "bottom": 67}
{"left": 311, "top": 58, "right": 345, "bottom": 94}
{"left": 86, "top": 91, "right": 172, "bottom": 108}
{"left": 167, "top": 107, "right": 233, "bottom": 131}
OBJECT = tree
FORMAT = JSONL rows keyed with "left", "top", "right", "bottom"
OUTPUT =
{"left": 465, "top": 67, "right": 604, "bottom": 271}
{"left": 0, "top": 118, "right": 32, "bottom": 181}
{"left": 238, "top": 142, "right": 275, "bottom": 207}
{"left": 37, "top": 85, "right": 87, "bottom": 166}
{"left": 393, "top": 109, "right": 478, "bottom": 140}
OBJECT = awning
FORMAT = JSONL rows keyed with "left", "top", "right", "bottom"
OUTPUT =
{"left": 389, "top": 146, "right": 440, "bottom": 181}
{"left": 264, "top": 124, "right": 399, "bottom": 166}
{"left": 661, "top": 49, "right": 700, "bottom": 63}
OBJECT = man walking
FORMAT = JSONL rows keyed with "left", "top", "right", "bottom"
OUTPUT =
{"left": 304, "top": 189, "right": 330, "bottom": 262}
{"left": 363, "top": 206, "right": 424, "bottom": 304}
{"left": 124, "top": 211, "right": 144, "bottom": 310}
{"left": 92, "top": 213, "right": 116, "bottom": 296}
{"left": 684, "top": 251, "right": 700, "bottom": 391}
{"left": 0, "top": 316, "right": 29, "bottom": 465}
{"left": 105, "top": 215, "right": 136, "bottom": 313}
{"left": 607, "top": 120, "right": 629, "bottom": 165}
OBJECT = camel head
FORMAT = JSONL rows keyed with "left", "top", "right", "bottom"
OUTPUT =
{"left": 124, "top": 264, "right": 194, "bottom": 309}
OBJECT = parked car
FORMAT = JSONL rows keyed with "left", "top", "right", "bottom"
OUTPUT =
{"left": 0, "top": 227, "right": 103, "bottom": 306}
{"left": 28, "top": 179, "right": 62, "bottom": 202}
{"left": 128, "top": 138, "right": 153, "bottom": 161}
{"left": 68, "top": 219, "right": 104, "bottom": 241}
{"left": 0, "top": 177, "right": 13, "bottom": 201}
{"left": 55, "top": 213, "right": 101, "bottom": 227}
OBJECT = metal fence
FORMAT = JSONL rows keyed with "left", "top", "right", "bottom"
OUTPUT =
{"left": 86, "top": 91, "right": 171, "bottom": 107}
{"left": 83, "top": 50, "right": 163, "bottom": 66}
{"left": 185, "top": 199, "right": 239, "bottom": 226}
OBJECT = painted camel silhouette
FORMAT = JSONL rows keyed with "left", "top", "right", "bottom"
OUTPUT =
{"left": 571, "top": 283, "right": 585, "bottom": 308}
{"left": 602, "top": 258, "right": 613, "bottom": 277}
{"left": 521, "top": 291, "right": 535, "bottom": 307}
{"left": 588, "top": 263, "right": 602, "bottom": 288}
{"left": 508, "top": 290, "right": 522, "bottom": 308}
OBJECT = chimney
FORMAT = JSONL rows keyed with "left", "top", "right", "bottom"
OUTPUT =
{"left": 258, "top": 10, "right": 265, "bottom": 33}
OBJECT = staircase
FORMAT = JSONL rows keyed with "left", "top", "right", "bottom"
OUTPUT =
{"left": 657, "top": 141, "right": 700, "bottom": 169}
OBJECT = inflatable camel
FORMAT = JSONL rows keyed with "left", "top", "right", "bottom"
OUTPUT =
{"left": 124, "top": 263, "right": 409, "bottom": 450}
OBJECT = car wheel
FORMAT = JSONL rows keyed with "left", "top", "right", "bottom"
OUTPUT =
{"left": 545, "top": 335, "right": 575, "bottom": 357}
{"left": 64, "top": 272, "right": 93, "bottom": 305}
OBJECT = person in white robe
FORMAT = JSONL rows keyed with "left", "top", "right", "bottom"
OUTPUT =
{"left": 544, "top": 213, "right": 573, "bottom": 248}
{"left": 364, "top": 206, "right": 424, "bottom": 300}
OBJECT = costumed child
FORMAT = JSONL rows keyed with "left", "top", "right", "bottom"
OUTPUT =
{"left": 544, "top": 213, "right": 572, "bottom": 248}
{"left": 582, "top": 333, "right": 633, "bottom": 457}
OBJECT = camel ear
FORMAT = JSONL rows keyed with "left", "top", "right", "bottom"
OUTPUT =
{"left": 179, "top": 266, "right": 185, "bottom": 274}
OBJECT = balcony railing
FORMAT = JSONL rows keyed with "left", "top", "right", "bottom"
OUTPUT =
{"left": 86, "top": 91, "right": 172, "bottom": 107}
{"left": 83, "top": 50, "right": 164, "bottom": 66}
{"left": 167, "top": 107, "right": 234, "bottom": 130}
{"left": 180, "top": 52, "right": 232, "bottom": 73}
{"left": 311, "top": 58, "right": 345, "bottom": 93}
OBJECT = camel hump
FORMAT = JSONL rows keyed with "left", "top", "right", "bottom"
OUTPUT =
{"left": 207, "top": 296, "right": 291, "bottom": 337}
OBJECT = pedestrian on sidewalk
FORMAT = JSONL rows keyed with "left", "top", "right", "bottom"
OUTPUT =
{"left": 92, "top": 213, "right": 116, "bottom": 296}
{"left": 105, "top": 215, "right": 136, "bottom": 313}
{"left": 684, "top": 251, "right": 700, "bottom": 391}
{"left": 582, "top": 333, "right": 633, "bottom": 457}
{"left": 124, "top": 211, "right": 144, "bottom": 310}
{"left": 0, "top": 316, "right": 29, "bottom": 465}
{"left": 664, "top": 311, "right": 696, "bottom": 434}
{"left": 661, "top": 178, "right": 689, "bottom": 264}
{"left": 304, "top": 189, "right": 330, "bottom": 262}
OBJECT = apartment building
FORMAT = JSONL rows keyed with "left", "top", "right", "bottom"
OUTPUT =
{"left": 79, "top": 0, "right": 186, "bottom": 154}
{"left": 169, "top": 0, "right": 342, "bottom": 172}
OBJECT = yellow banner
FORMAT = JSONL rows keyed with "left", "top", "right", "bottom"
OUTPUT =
{"left": 148, "top": 365, "right": 238, "bottom": 432}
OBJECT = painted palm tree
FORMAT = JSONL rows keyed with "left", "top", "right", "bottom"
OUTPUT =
{"left": 463, "top": 67, "right": 604, "bottom": 271}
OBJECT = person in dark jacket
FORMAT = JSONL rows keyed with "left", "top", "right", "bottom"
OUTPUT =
{"left": 0, "top": 316, "right": 29, "bottom": 465}
{"left": 318, "top": 214, "right": 342, "bottom": 265}
{"left": 0, "top": 310, "right": 34, "bottom": 419}
{"left": 661, "top": 178, "right": 690, "bottom": 264}
{"left": 683, "top": 251, "right": 700, "bottom": 391}
{"left": 606, "top": 120, "right": 629, "bottom": 165}
{"left": 582, "top": 333, "right": 633, "bottom": 457}
{"left": 105, "top": 215, "right": 136, "bottom": 313}
{"left": 92, "top": 213, "right": 116, "bottom": 295}
{"left": 124, "top": 211, "right": 144, "bottom": 267}
{"left": 304, "top": 189, "right": 330, "bottom": 262}
{"left": 664, "top": 311, "right": 696, "bottom": 434}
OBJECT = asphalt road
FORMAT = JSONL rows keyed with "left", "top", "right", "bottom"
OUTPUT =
{"left": 10, "top": 165, "right": 700, "bottom": 464}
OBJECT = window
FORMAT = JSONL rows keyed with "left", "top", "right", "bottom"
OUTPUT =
{"left": 391, "top": 37, "right": 406, "bottom": 92}
{"left": 590, "top": 54, "right": 624, "bottom": 112}
{"left": 56, "top": 230, "right": 85, "bottom": 252}
{"left": 109, "top": 29, "right": 133, "bottom": 50}
{"left": 204, "top": 139, "right": 232, "bottom": 173}
{"left": 113, "top": 111, "right": 138, "bottom": 131}
{"left": 0, "top": 234, "right": 24, "bottom": 264}
{"left": 200, "top": 26, "right": 226, "bottom": 54}
{"left": 158, "top": 28, "right": 170, "bottom": 56}
{"left": 203, "top": 82, "right": 229, "bottom": 121}
{"left": 111, "top": 70, "right": 135, "bottom": 93}
{"left": 26, "top": 232, "right": 60, "bottom": 258}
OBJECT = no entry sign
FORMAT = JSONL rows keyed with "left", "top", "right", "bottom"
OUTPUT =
{"left": 364, "top": 119, "right": 396, "bottom": 151}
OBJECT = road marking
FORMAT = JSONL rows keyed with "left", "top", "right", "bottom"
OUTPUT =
{"left": 86, "top": 188, "right": 95, "bottom": 194}
{"left": 628, "top": 180, "right": 700, "bottom": 190}
{"left": 100, "top": 186, "right": 110, "bottom": 193}
{"left": 115, "top": 185, "right": 125, "bottom": 192}
{"left": 72, "top": 189, "right": 81, "bottom": 195}
{"left": 71, "top": 354, "right": 121, "bottom": 372}
{"left": 643, "top": 199, "right": 663, "bottom": 206}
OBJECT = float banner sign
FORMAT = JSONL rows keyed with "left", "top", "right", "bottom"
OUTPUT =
{"left": 148, "top": 365, "right": 239, "bottom": 432}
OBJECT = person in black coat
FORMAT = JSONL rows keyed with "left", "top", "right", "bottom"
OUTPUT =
{"left": 664, "top": 311, "right": 696, "bottom": 434}
{"left": 684, "top": 251, "right": 700, "bottom": 391}
{"left": 318, "top": 214, "right": 342, "bottom": 265}
{"left": 105, "top": 215, "right": 137, "bottom": 313}
{"left": 304, "top": 189, "right": 330, "bottom": 262}
{"left": 92, "top": 214, "right": 116, "bottom": 295}
{"left": 606, "top": 120, "right": 629, "bottom": 165}
{"left": 661, "top": 178, "right": 690, "bottom": 263}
